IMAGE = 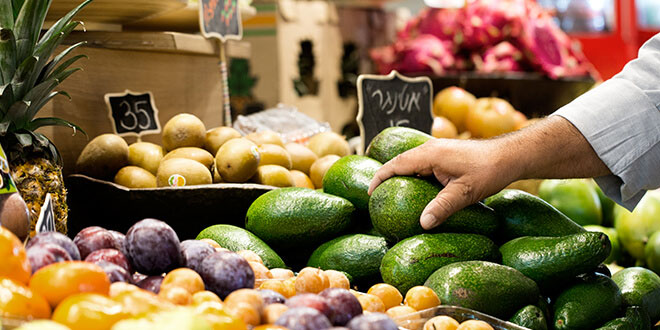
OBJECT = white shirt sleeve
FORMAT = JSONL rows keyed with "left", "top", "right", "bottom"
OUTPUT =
{"left": 553, "top": 33, "right": 660, "bottom": 210}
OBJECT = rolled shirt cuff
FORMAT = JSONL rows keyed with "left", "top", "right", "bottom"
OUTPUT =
{"left": 553, "top": 78, "right": 660, "bottom": 210}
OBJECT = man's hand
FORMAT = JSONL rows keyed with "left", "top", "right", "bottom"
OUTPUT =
{"left": 368, "top": 116, "right": 610, "bottom": 230}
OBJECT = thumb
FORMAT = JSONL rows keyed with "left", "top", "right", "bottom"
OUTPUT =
{"left": 420, "top": 182, "right": 473, "bottom": 230}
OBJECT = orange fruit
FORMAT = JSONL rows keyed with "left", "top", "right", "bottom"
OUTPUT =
{"left": 29, "top": 261, "right": 110, "bottom": 308}
{"left": 404, "top": 286, "right": 441, "bottom": 311}
{"left": 433, "top": 86, "right": 476, "bottom": 132}
{"left": 159, "top": 285, "right": 193, "bottom": 305}
{"left": 161, "top": 268, "right": 205, "bottom": 295}
{"left": 465, "top": 97, "right": 517, "bottom": 138}
{"left": 0, "top": 277, "right": 51, "bottom": 319}
{"left": 431, "top": 116, "right": 459, "bottom": 139}
{"left": 52, "top": 293, "right": 128, "bottom": 330}
{"left": 254, "top": 326, "right": 288, "bottom": 330}
{"left": 192, "top": 290, "right": 223, "bottom": 305}
{"left": 0, "top": 226, "right": 31, "bottom": 284}
{"left": 194, "top": 301, "right": 247, "bottom": 330}
{"left": 112, "top": 288, "right": 173, "bottom": 317}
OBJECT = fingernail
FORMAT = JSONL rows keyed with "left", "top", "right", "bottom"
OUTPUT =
{"left": 421, "top": 214, "right": 437, "bottom": 230}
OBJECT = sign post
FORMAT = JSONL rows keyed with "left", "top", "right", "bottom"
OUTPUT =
{"left": 104, "top": 90, "right": 162, "bottom": 140}
{"left": 357, "top": 70, "right": 434, "bottom": 153}
{"left": 199, "top": 0, "right": 243, "bottom": 127}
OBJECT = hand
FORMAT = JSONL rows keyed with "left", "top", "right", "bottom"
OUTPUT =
{"left": 368, "top": 137, "right": 521, "bottom": 230}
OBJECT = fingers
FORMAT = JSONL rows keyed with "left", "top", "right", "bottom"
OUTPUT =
{"left": 368, "top": 148, "right": 433, "bottom": 195}
{"left": 420, "top": 182, "right": 474, "bottom": 230}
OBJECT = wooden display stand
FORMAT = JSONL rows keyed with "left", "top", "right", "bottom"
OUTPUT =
{"left": 39, "top": 31, "right": 250, "bottom": 176}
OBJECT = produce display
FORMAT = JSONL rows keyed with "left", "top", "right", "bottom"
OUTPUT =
{"left": 371, "top": 0, "right": 596, "bottom": 79}
{"left": 75, "top": 113, "right": 350, "bottom": 190}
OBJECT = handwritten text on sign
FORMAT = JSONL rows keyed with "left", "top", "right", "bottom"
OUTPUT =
{"left": 199, "top": 0, "right": 242, "bottom": 41}
{"left": 105, "top": 91, "right": 161, "bottom": 137}
{"left": 357, "top": 71, "right": 434, "bottom": 151}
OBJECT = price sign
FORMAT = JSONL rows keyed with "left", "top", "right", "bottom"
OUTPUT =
{"left": 199, "top": 0, "right": 242, "bottom": 42}
{"left": 357, "top": 70, "right": 434, "bottom": 152}
{"left": 105, "top": 90, "right": 161, "bottom": 137}
{"left": 36, "top": 193, "right": 55, "bottom": 234}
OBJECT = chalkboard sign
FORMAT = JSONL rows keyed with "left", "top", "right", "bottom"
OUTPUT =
{"left": 357, "top": 71, "right": 434, "bottom": 152}
{"left": 199, "top": 0, "right": 242, "bottom": 42}
{"left": 36, "top": 193, "right": 55, "bottom": 234}
{"left": 104, "top": 90, "right": 161, "bottom": 137}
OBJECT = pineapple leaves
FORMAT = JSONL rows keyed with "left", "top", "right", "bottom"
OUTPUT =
{"left": 2, "top": 99, "right": 28, "bottom": 128}
{"left": 10, "top": 54, "right": 35, "bottom": 96}
{"left": 13, "top": 0, "right": 52, "bottom": 63}
{"left": 0, "top": 29, "right": 17, "bottom": 86}
{"left": 26, "top": 20, "right": 81, "bottom": 91}
{"left": 38, "top": 0, "right": 92, "bottom": 51}
{"left": 39, "top": 42, "right": 86, "bottom": 83}
{"left": 25, "top": 67, "right": 80, "bottom": 121}
{"left": 0, "top": 0, "right": 13, "bottom": 30}
{"left": 10, "top": 0, "right": 23, "bottom": 20}
{"left": 42, "top": 54, "right": 86, "bottom": 84}
{"left": 28, "top": 117, "right": 87, "bottom": 138}
{"left": 0, "top": 83, "right": 14, "bottom": 115}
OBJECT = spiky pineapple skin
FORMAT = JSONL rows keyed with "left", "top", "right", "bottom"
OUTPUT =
{"left": 11, "top": 157, "right": 67, "bottom": 236}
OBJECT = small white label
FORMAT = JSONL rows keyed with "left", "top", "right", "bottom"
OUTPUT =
{"left": 168, "top": 174, "right": 186, "bottom": 187}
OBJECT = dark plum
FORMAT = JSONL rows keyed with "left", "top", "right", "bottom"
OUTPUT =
{"left": 180, "top": 239, "right": 215, "bottom": 273}
{"left": 95, "top": 261, "right": 131, "bottom": 283}
{"left": 320, "top": 288, "right": 362, "bottom": 326}
{"left": 108, "top": 230, "right": 128, "bottom": 256}
{"left": 286, "top": 293, "right": 335, "bottom": 322}
{"left": 132, "top": 272, "right": 147, "bottom": 284}
{"left": 85, "top": 248, "right": 132, "bottom": 272}
{"left": 259, "top": 289, "right": 286, "bottom": 305}
{"left": 137, "top": 275, "right": 164, "bottom": 294}
{"left": 26, "top": 243, "right": 72, "bottom": 273}
{"left": 275, "top": 307, "right": 333, "bottom": 330}
{"left": 126, "top": 219, "right": 182, "bottom": 275}
{"left": 73, "top": 226, "right": 115, "bottom": 259}
{"left": 199, "top": 250, "right": 254, "bottom": 299}
{"left": 346, "top": 313, "right": 398, "bottom": 330}
{"left": 26, "top": 231, "right": 81, "bottom": 260}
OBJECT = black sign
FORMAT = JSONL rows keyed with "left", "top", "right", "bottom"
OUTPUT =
{"left": 199, "top": 0, "right": 242, "bottom": 42}
{"left": 36, "top": 193, "right": 55, "bottom": 234}
{"left": 357, "top": 71, "right": 434, "bottom": 152}
{"left": 104, "top": 91, "right": 161, "bottom": 137}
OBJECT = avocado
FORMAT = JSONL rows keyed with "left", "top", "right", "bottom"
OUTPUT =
{"left": 365, "top": 127, "right": 431, "bottom": 164}
{"left": 500, "top": 232, "right": 611, "bottom": 289}
{"left": 484, "top": 189, "right": 585, "bottom": 241}
{"left": 322, "top": 155, "right": 382, "bottom": 210}
{"left": 307, "top": 234, "right": 387, "bottom": 285}
{"left": 196, "top": 224, "right": 285, "bottom": 269}
{"left": 612, "top": 267, "right": 660, "bottom": 321}
{"left": 380, "top": 233, "right": 500, "bottom": 293}
{"left": 369, "top": 176, "right": 499, "bottom": 242}
{"left": 584, "top": 225, "right": 622, "bottom": 264}
{"left": 594, "top": 183, "right": 616, "bottom": 227}
{"left": 552, "top": 273, "right": 623, "bottom": 330}
{"left": 245, "top": 187, "right": 355, "bottom": 251}
{"left": 538, "top": 179, "right": 602, "bottom": 226}
{"left": 424, "top": 261, "right": 539, "bottom": 319}
{"left": 596, "top": 307, "right": 651, "bottom": 330}
{"left": 509, "top": 305, "right": 548, "bottom": 330}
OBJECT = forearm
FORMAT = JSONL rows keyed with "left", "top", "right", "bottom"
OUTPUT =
{"left": 495, "top": 116, "right": 611, "bottom": 181}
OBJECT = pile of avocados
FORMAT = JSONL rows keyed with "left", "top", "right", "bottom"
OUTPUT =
{"left": 200, "top": 127, "right": 660, "bottom": 330}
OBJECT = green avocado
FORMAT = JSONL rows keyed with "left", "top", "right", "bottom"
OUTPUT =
{"left": 553, "top": 273, "right": 623, "bottom": 330}
{"left": 538, "top": 179, "right": 602, "bottom": 226}
{"left": 596, "top": 306, "right": 651, "bottom": 330}
{"left": 485, "top": 189, "right": 585, "bottom": 241}
{"left": 380, "top": 233, "right": 500, "bottom": 294}
{"left": 612, "top": 267, "right": 660, "bottom": 321}
{"left": 424, "top": 261, "right": 540, "bottom": 319}
{"left": 500, "top": 232, "right": 611, "bottom": 289}
{"left": 509, "top": 305, "right": 548, "bottom": 330}
{"left": 245, "top": 187, "right": 355, "bottom": 251}
{"left": 365, "top": 127, "right": 431, "bottom": 164}
{"left": 369, "top": 176, "right": 499, "bottom": 243}
{"left": 196, "top": 224, "right": 285, "bottom": 269}
{"left": 307, "top": 234, "right": 387, "bottom": 285}
{"left": 322, "top": 155, "right": 382, "bottom": 211}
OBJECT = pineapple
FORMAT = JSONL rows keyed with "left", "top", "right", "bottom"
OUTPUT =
{"left": 0, "top": 0, "right": 91, "bottom": 235}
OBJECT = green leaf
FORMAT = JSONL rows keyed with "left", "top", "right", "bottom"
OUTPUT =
{"left": 0, "top": 83, "right": 14, "bottom": 115}
{"left": 2, "top": 99, "right": 28, "bottom": 127}
{"left": 43, "top": 53, "right": 86, "bottom": 83}
{"left": 0, "top": 0, "right": 13, "bottom": 30}
{"left": 24, "top": 67, "right": 80, "bottom": 120}
{"left": 28, "top": 117, "right": 87, "bottom": 137}
{"left": 27, "top": 129, "right": 48, "bottom": 147}
{"left": 39, "top": 41, "right": 86, "bottom": 83}
{"left": 10, "top": 54, "right": 35, "bottom": 96}
{"left": 0, "top": 121, "right": 9, "bottom": 135}
{"left": 11, "top": 0, "right": 23, "bottom": 20}
{"left": 14, "top": 131, "right": 31, "bottom": 147}
{"left": 0, "top": 28, "right": 16, "bottom": 85}
{"left": 38, "top": 0, "right": 92, "bottom": 50}
{"left": 13, "top": 0, "right": 51, "bottom": 63}
{"left": 27, "top": 90, "right": 66, "bottom": 116}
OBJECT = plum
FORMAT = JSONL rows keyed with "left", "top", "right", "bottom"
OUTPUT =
{"left": 26, "top": 243, "right": 72, "bottom": 273}
{"left": 180, "top": 239, "right": 215, "bottom": 273}
{"left": 286, "top": 294, "right": 335, "bottom": 322}
{"left": 27, "top": 231, "right": 80, "bottom": 260}
{"left": 126, "top": 219, "right": 182, "bottom": 275}
{"left": 108, "top": 230, "right": 128, "bottom": 256}
{"left": 320, "top": 288, "right": 362, "bottom": 326}
{"left": 346, "top": 313, "right": 398, "bottom": 330}
{"left": 95, "top": 260, "right": 131, "bottom": 283}
{"left": 199, "top": 250, "right": 254, "bottom": 299}
{"left": 73, "top": 226, "right": 115, "bottom": 259}
{"left": 275, "top": 307, "right": 333, "bottom": 330}
{"left": 84, "top": 248, "right": 132, "bottom": 273}
{"left": 132, "top": 272, "right": 148, "bottom": 284}
{"left": 137, "top": 275, "right": 164, "bottom": 294}
{"left": 259, "top": 289, "right": 286, "bottom": 305}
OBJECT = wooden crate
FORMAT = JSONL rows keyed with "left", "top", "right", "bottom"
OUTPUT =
{"left": 40, "top": 31, "right": 250, "bottom": 176}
